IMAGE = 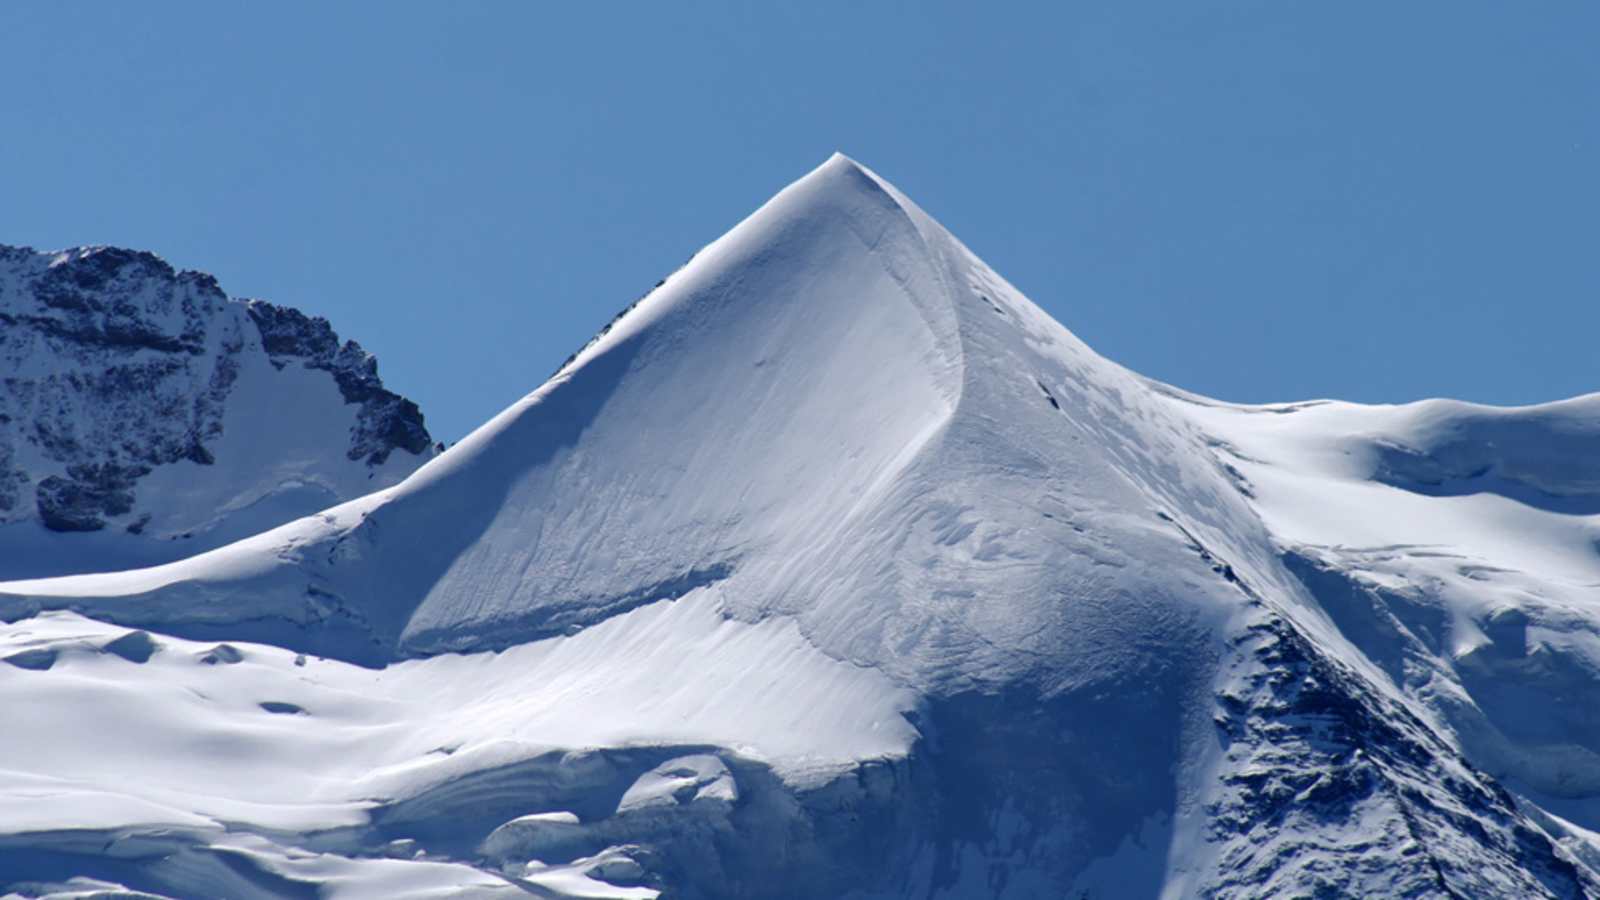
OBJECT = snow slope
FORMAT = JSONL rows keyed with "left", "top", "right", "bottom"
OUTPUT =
{"left": 0, "top": 245, "right": 436, "bottom": 580}
{"left": 1176, "top": 392, "right": 1600, "bottom": 839}
{"left": 2, "top": 155, "right": 1598, "bottom": 898}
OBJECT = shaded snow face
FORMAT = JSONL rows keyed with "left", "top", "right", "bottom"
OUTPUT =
{"left": 0, "top": 245, "right": 436, "bottom": 579}
{"left": 3, "top": 157, "right": 1600, "bottom": 898}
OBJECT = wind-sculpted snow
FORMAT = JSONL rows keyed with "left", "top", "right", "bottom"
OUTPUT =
{"left": 1182, "top": 393, "right": 1600, "bottom": 861}
{"left": 3, "top": 156, "right": 1600, "bottom": 897}
{"left": 0, "top": 244, "right": 436, "bottom": 581}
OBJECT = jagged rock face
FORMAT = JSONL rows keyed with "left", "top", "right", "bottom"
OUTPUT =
{"left": 0, "top": 246, "right": 235, "bottom": 526}
{"left": 242, "top": 299, "right": 431, "bottom": 465}
{"left": 0, "top": 244, "right": 435, "bottom": 575}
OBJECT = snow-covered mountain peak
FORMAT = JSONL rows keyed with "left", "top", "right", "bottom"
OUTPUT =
{"left": 0, "top": 242, "right": 438, "bottom": 579}
{"left": 3, "top": 161, "right": 1599, "bottom": 898}
{"left": 2, "top": 157, "right": 1265, "bottom": 682}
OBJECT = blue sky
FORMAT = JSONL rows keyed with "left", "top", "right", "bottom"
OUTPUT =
{"left": 4, "top": 2, "right": 1596, "bottom": 441}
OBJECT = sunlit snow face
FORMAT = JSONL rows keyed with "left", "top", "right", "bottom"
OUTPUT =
{"left": 5, "top": 155, "right": 1599, "bottom": 899}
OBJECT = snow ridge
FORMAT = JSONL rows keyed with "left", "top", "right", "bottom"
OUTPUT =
{"left": 3, "top": 157, "right": 1600, "bottom": 898}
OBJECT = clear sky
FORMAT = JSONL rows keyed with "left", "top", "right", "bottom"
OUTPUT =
{"left": 4, "top": 2, "right": 1596, "bottom": 442}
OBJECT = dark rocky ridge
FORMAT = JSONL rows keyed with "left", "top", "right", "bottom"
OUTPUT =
{"left": 243, "top": 299, "right": 432, "bottom": 465}
{"left": 0, "top": 243, "right": 435, "bottom": 536}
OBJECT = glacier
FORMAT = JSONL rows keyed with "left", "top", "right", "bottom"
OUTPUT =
{"left": 1, "top": 155, "right": 1598, "bottom": 898}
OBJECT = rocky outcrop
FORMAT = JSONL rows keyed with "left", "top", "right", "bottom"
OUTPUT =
{"left": 243, "top": 300, "right": 431, "bottom": 464}
{"left": 0, "top": 243, "right": 435, "bottom": 557}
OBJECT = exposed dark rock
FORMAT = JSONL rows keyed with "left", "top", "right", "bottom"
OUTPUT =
{"left": 0, "top": 244, "right": 435, "bottom": 539}
{"left": 35, "top": 463, "right": 147, "bottom": 532}
{"left": 245, "top": 300, "right": 433, "bottom": 464}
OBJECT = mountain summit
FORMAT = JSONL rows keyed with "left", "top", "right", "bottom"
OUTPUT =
{"left": 2, "top": 157, "right": 1599, "bottom": 898}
